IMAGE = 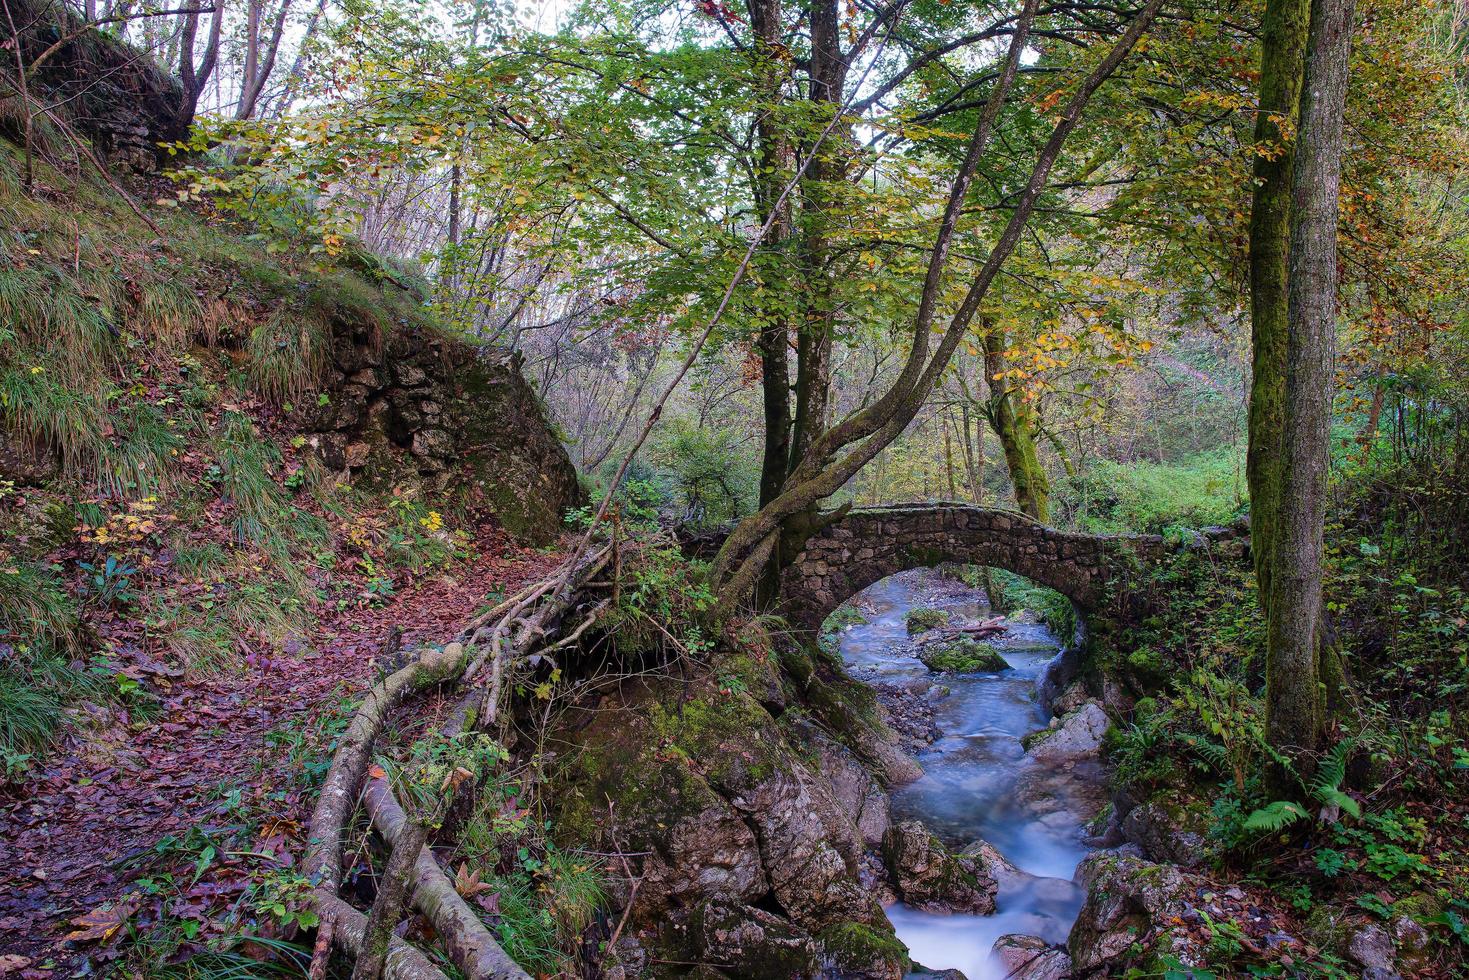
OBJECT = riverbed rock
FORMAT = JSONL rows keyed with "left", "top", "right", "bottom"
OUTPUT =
{"left": 1024, "top": 703, "right": 1109, "bottom": 763}
{"left": 1119, "top": 797, "right": 1213, "bottom": 868}
{"left": 918, "top": 638, "right": 1009, "bottom": 673}
{"left": 1068, "top": 852, "right": 1205, "bottom": 974}
{"left": 882, "top": 820, "right": 997, "bottom": 914}
{"left": 960, "top": 839, "right": 1026, "bottom": 889}
{"left": 802, "top": 720, "right": 891, "bottom": 846}
{"left": 690, "top": 902, "right": 821, "bottom": 976}
{"left": 991, "top": 934, "right": 1073, "bottom": 980}
{"left": 1050, "top": 681, "right": 1092, "bottom": 716}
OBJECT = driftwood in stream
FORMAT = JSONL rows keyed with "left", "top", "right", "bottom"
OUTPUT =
{"left": 912, "top": 616, "right": 1008, "bottom": 647}
{"left": 303, "top": 544, "right": 615, "bottom": 979}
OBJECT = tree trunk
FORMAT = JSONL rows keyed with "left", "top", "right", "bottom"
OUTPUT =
{"left": 1247, "top": 0, "right": 1312, "bottom": 613}
{"left": 1265, "top": 0, "right": 1354, "bottom": 771}
{"left": 983, "top": 329, "right": 1051, "bottom": 522}
{"left": 707, "top": 0, "right": 1160, "bottom": 612}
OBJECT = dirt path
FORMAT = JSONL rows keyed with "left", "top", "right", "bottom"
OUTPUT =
{"left": 0, "top": 526, "right": 562, "bottom": 971}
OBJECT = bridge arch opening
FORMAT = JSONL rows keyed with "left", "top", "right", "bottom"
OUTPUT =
{"left": 777, "top": 504, "right": 1123, "bottom": 639}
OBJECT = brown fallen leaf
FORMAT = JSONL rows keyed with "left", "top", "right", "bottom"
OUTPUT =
{"left": 65, "top": 903, "right": 128, "bottom": 943}
{"left": 0, "top": 955, "right": 33, "bottom": 974}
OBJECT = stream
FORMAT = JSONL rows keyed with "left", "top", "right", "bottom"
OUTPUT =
{"left": 834, "top": 569, "right": 1108, "bottom": 980}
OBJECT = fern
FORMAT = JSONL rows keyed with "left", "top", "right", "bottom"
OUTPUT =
{"left": 1243, "top": 800, "right": 1309, "bottom": 832}
{"left": 1312, "top": 737, "right": 1362, "bottom": 819}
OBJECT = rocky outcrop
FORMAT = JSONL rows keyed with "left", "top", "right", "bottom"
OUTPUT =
{"left": 549, "top": 643, "right": 914, "bottom": 979}
{"left": 1068, "top": 852, "right": 1205, "bottom": 975}
{"left": 300, "top": 317, "right": 581, "bottom": 544}
{"left": 1119, "top": 797, "right": 1213, "bottom": 868}
{"left": 991, "top": 934, "right": 1073, "bottom": 980}
{"left": 881, "top": 820, "right": 997, "bottom": 914}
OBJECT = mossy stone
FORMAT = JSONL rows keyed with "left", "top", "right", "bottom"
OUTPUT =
{"left": 918, "top": 639, "right": 1008, "bottom": 673}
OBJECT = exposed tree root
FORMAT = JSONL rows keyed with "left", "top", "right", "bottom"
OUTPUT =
{"left": 303, "top": 546, "right": 614, "bottom": 978}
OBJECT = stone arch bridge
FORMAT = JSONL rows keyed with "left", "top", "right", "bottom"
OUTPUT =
{"left": 776, "top": 503, "right": 1171, "bottom": 633}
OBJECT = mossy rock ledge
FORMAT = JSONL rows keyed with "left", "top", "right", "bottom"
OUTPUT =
{"left": 549, "top": 643, "right": 917, "bottom": 979}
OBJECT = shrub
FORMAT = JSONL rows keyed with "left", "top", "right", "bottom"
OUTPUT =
{"left": 651, "top": 419, "right": 758, "bottom": 528}
{"left": 1055, "top": 446, "right": 1246, "bottom": 535}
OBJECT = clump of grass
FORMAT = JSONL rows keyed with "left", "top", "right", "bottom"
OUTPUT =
{"left": 0, "top": 562, "right": 97, "bottom": 754}
{"left": 215, "top": 412, "right": 289, "bottom": 551}
{"left": 101, "top": 400, "right": 188, "bottom": 497}
{"left": 0, "top": 362, "right": 107, "bottom": 475}
{"left": 0, "top": 561, "right": 79, "bottom": 651}
{"left": 172, "top": 540, "right": 229, "bottom": 579}
{"left": 0, "top": 672, "right": 63, "bottom": 754}
{"left": 135, "top": 274, "right": 206, "bottom": 344}
{"left": 247, "top": 308, "right": 330, "bottom": 403}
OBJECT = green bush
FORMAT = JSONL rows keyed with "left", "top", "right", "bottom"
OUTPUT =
{"left": 651, "top": 419, "right": 758, "bottom": 528}
{"left": 1055, "top": 446, "right": 1246, "bottom": 535}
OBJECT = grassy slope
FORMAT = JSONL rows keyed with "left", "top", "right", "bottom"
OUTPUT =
{"left": 0, "top": 139, "right": 503, "bottom": 766}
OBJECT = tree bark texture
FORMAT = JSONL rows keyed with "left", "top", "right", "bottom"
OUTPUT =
{"left": 1265, "top": 0, "right": 1354, "bottom": 767}
{"left": 1247, "top": 0, "right": 1311, "bottom": 612}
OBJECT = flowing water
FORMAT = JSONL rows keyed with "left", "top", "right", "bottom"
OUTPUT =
{"left": 834, "top": 570, "right": 1107, "bottom": 980}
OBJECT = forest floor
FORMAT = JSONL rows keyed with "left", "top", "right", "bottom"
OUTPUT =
{"left": 0, "top": 523, "right": 564, "bottom": 974}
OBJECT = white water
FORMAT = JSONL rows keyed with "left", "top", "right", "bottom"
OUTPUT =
{"left": 835, "top": 571, "right": 1105, "bottom": 980}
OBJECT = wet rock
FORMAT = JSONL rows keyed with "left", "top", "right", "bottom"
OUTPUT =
{"left": 991, "top": 934, "right": 1073, "bottom": 980}
{"left": 882, "top": 820, "right": 997, "bottom": 914}
{"left": 908, "top": 968, "right": 967, "bottom": 980}
{"left": 806, "top": 724, "right": 891, "bottom": 846}
{"left": 634, "top": 801, "right": 769, "bottom": 914}
{"left": 1068, "top": 852, "right": 1204, "bottom": 974}
{"left": 917, "top": 638, "right": 1008, "bottom": 674}
{"left": 1051, "top": 681, "right": 1092, "bottom": 716}
{"left": 815, "top": 922, "right": 910, "bottom": 979}
{"left": 691, "top": 902, "right": 821, "bottom": 977}
{"left": 1119, "top": 798, "right": 1213, "bottom": 868}
{"left": 1347, "top": 921, "right": 1401, "bottom": 980}
{"left": 959, "top": 839, "right": 1026, "bottom": 890}
{"left": 1025, "top": 703, "right": 1109, "bottom": 763}
{"left": 731, "top": 763, "right": 880, "bottom": 929}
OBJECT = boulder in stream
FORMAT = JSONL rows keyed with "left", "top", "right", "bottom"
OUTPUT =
{"left": 882, "top": 820, "right": 998, "bottom": 914}
{"left": 1024, "top": 702, "right": 1109, "bottom": 763}
{"left": 918, "top": 638, "right": 1009, "bottom": 673}
{"left": 991, "top": 934, "right": 1074, "bottom": 980}
{"left": 906, "top": 607, "right": 951, "bottom": 634}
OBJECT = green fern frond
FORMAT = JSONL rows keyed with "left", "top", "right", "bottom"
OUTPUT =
{"left": 1243, "top": 800, "right": 1308, "bottom": 832}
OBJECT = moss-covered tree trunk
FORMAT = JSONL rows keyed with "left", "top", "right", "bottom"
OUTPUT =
{"left": 983, "top": 329, "right": 1051, "bottom": 523}
{"left": 1247, "top": 0, "right": 1312, "bottom": 612}
{"left": 1265, "top": 0, "right": 1354, "bottom": 770}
